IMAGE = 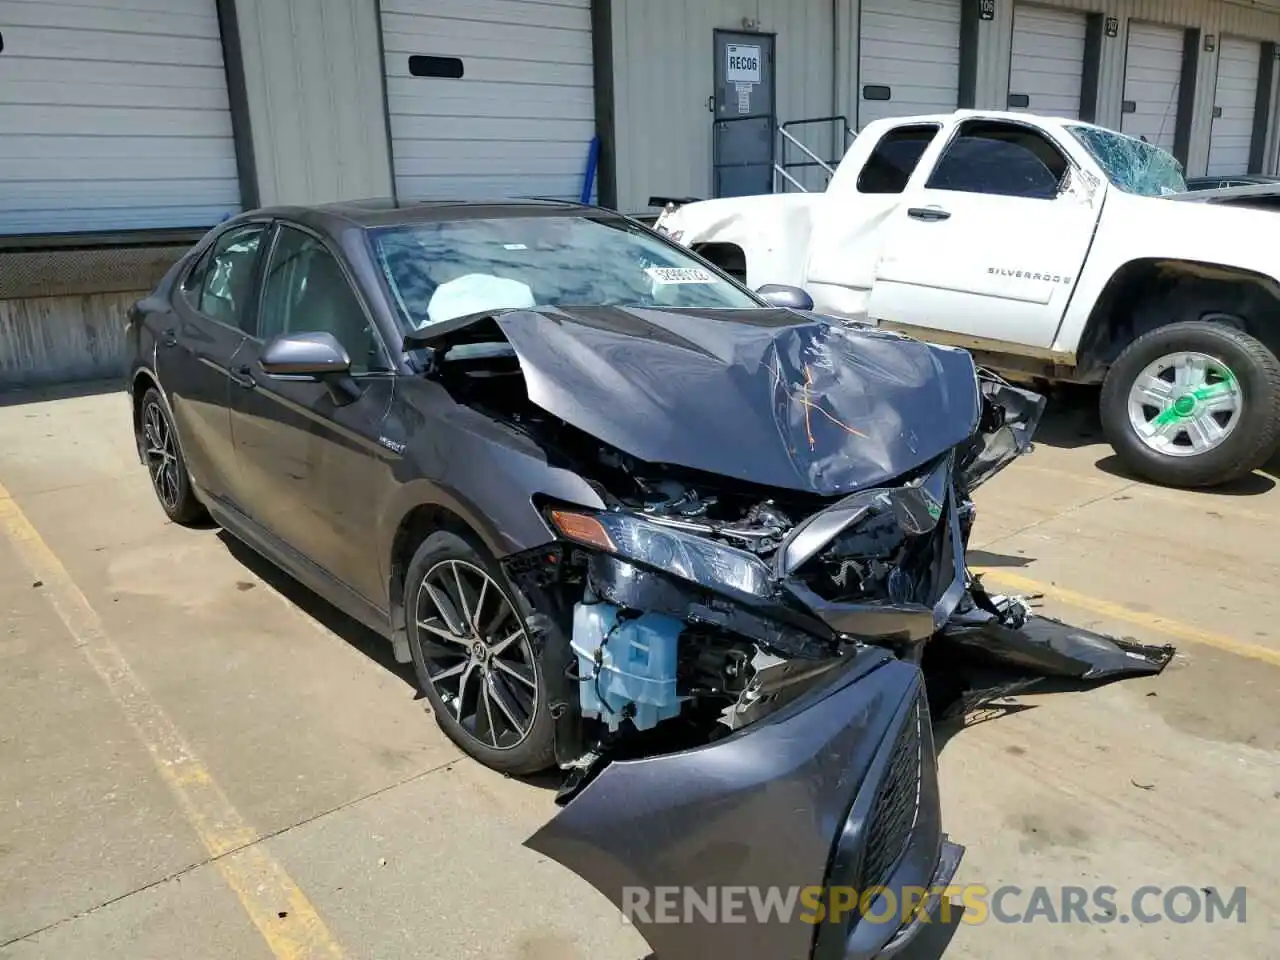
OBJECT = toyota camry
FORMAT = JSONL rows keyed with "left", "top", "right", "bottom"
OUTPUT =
{"left": 126, "top": 198, "right": 1173, "bottom": 960}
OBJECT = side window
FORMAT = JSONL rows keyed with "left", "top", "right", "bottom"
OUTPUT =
{"left": 857, "top": 125, "right": 940, "bottom": 194}
{"left": 258, "top": 227, "right": 390, "bottom": 373}
{"left": 926, "top": 120, "right": 1069, "bottom": 200}
{"left": 193, "top": 225, "right": 266, "bottom": 331}
{"left": 181, "top": 248, "right": 213, "bottom": 300}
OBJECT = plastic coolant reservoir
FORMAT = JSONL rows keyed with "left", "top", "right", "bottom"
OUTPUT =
{"left": 571, "top": 602, "right": 684, "bottom": 733}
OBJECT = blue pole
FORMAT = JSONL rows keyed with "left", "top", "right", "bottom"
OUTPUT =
{"left": 580, "top": 136, "right": 600, "bottom": 204}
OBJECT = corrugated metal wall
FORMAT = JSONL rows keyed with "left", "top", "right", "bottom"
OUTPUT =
{"left": 613, "top": 0, "right": 1280, "bottom": 205}
{"left": 0, "top": 0, "right": 241, "bottom": 234}
{"left": 975, "top": 0, "right": 1280, "bottom": 176}
{"left": 233, "top": 0, "right": 392, "bottom": 206}
{"left": 1267, "top": 48, "right": 1280, "bottom": 168}
{"left": 381, "top": 0, "right": 596, "bottom": 202}
{"left": 611, "top": 0, "right": 836, "bottom": 212}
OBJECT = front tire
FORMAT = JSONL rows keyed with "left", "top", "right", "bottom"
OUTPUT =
{"left": 1100, "top": 321, "right": 1280, "bottom": 488}
{"left": 404, "top": 531, "right": 555, "bottom": 775}
{"left": 138, "top": 387, "right": 207, "bottom": 524}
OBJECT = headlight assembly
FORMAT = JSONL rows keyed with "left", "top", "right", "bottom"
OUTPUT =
{"left": 548, "top": 508, "right": 773, "bottom": 599}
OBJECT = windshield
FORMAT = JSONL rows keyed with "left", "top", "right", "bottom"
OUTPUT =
{"left": 1066, "top": 125, "right": 1187, "bottom": 196}
{"left": 369, "top": 215, "right": 761, "bottom": 330}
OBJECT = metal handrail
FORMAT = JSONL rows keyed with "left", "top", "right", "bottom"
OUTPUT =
{"left": 772, "top": 116, "right": 855, "bottom": 193}
{"left": 773, "top": 165, "right": 808, "bottom": 192}
{"left": 783, "top": 116, "right": 856, "bottom": 146}
{"left": 779, "top": 126, "right": 836, "bottom": 176}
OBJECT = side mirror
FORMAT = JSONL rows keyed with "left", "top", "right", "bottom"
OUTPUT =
{"left": 259, "top": 331, "right": 351, "bottom": 379}
{"left": 756, "top": 284, "right": 815, "bottom": 311}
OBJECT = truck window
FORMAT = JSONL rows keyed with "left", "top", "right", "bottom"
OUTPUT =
{"left": 857, "top": 125, "right": 940, "bottom": 194}
{"left": 926, "top": 120, "right": 1069, "bottom": 200}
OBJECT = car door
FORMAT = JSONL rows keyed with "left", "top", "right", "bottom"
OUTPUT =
{"left": 867, "top": 118, "right": 1103, "bottom": 351}
{"left": 158, "top": 222, "right": 268, "bottom": 505}
{"left": 229, "top": 222, "right": 397, "bottom": 604}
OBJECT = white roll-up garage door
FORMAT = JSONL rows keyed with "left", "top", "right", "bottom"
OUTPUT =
{"left": 1121, "top": 22, "right": 1185, "bottom": 153}
{"left": 857, "top": 0, "right": 962, "bottom": 129}
{"left": 1207, "top": 37, "right": 1262, "bottom": 176}
{"left": 381, "top": 0, "right": 595, "bottom": 202}
{"left": 0, "top": 0, "right": 240, "bottom": 236}
{"left": 1008, "top": 5, "right": 1087, "bottom": 119}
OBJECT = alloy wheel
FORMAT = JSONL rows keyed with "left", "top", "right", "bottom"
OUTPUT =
{"left": 142, "top": 400, "right": 181, "bottom": 510}
{"left": 1126, "top": 351, "right": 1243, "bottom": 458}
{"left": 413, "top": 560, "right": 539, "bottom": 751}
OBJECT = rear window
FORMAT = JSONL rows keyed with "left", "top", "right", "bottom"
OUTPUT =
{"left": 857, "top": 125, "right": 940, "bottom": 194}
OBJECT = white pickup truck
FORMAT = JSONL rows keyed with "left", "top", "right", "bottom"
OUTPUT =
{"left": 655, "top": 109, "right": 1280, "bottom": 489}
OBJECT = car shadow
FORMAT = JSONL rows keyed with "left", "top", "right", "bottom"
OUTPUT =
{"left": 1024, "top": 383, "right": 1279, "bottom": 495}
{"left": 1022, "top": 384, "right": 1105, "bottom": 450}
{"left": 932, "top": 701, "right": 1040, "bottom": 755}
{"left": 931, "top": 674, "right": 1127, "bottom": 757}
{"left": 214, "top": 529, "right": 564, "bottom": 792}
{"left": 216, "top": 530, "right": 418, "bottom": 691}
{"left": 1092, "top": 453, "right": 1277, "bottom": 495}
{"left": 964, "top": 548, "right": 1033, "bottom": 569}
{"left": 1261, "top": 450, "right": 1280, "bottom": 484}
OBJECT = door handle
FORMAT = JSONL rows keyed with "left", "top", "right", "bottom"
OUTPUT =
{"left": 907, "top": 207, "right": 951, "bottom": 222}
{"left": 160, "top": 328, "right": 178, "bottom": 348}
{"left": 228, "top": 363, "right": 256, "bottom": 389}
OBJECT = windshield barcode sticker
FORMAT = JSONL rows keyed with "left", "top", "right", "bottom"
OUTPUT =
{"left": 646, "top": 267, "right": 717, "bottom": 284}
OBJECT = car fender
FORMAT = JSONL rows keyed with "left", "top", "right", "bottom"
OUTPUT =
{"left": 377, "top": 460, "right": 605, "bottom": 594}
{"left": 377, "top": 478, "right": 517, "bottom": 571}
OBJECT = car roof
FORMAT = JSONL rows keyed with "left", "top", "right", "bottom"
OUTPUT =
{"left": 855, "top": 109, "right": 1144, "bottom": 145}
{"left": 233, "top": 197, "right": 624, "bottom": 234}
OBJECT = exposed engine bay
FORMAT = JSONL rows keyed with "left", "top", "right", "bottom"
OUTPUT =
{"left": 427, "top": 318, "right": 1177, "bottom": 797}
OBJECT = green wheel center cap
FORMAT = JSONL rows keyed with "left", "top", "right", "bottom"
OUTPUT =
{"left": 1171, "top": 395, "right": 1197, "bottom": 418}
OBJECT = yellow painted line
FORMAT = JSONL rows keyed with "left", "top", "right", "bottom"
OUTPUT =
{"left": 972, "top": 567, "right": 1280, "bottom": 669}
{"left": 0, "top": 483, "right": 344, "bottom": 959}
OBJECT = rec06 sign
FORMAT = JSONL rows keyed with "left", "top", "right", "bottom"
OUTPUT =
{"left": 726, "top": 44, "right": 762, "bottom": 84}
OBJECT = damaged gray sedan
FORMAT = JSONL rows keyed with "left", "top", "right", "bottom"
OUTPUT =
{"left": 127, "top": 200, "right": 1174, "bottom": 960}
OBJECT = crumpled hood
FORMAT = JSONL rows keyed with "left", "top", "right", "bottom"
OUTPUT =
{"left": 471, "top": 306, "right": 981, "bottom": 496}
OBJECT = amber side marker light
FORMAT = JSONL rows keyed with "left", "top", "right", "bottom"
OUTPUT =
{"left": 548, "top": 509, "right": 616, "bottom": 552}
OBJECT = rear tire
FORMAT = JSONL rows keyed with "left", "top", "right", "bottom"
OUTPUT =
{"left": 1100, "top": 321, "right": 1280, "bottom": 488}
{"left": 404, "top": 531, "right": 556, "bottom": 775}
{"left": 138, "top": 387, "right": 207, "bottom": 525}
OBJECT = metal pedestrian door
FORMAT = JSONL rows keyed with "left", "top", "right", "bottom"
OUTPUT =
{"left": 713, "top": 30, "right": 776, "bottom": 197}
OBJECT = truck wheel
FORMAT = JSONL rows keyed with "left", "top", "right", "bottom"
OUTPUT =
{"left": 1100, "top": 321, "right": 1280, "bottom": 488}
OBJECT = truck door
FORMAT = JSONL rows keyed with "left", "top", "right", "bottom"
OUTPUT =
{"left": 867, "top": 117, "right": 1102, "bottom": 351}
{"left": 804, "top": 122, "right": 943, "bottom": 317}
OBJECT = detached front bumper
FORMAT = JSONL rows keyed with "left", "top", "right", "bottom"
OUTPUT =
{"left": 525, "top": 650, "right": 961, "bottom": 960}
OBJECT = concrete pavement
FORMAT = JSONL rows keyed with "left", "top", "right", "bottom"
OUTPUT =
{"left": 0, "top": 383, "right": 1276, "bottom": 958}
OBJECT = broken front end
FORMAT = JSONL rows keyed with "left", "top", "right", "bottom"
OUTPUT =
{"left": 501, "top": 373, "right": 1172, "bottom": 960}
{"left": 410, "top": 305, "right": 1175, "bottom": 960}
